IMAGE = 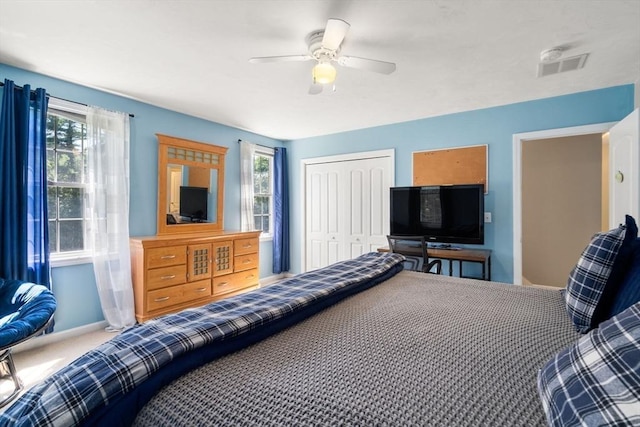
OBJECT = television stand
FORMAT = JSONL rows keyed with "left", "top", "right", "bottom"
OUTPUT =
{"left": 378, "top": 246, "right": 491, "bottom": 281}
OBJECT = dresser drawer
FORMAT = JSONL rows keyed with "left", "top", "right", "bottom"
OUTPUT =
{"left": 234, "top": 238, "right": 259, "bottom": 256}
{"left": 234, "top": 252, "right": 258, "bottom": 272}
{"left": 213, "top": 268, "right": 259, "bottom": 296}
{"left": 147, "top": 279, "right": 211, "bottom": 312}
{"left": 146, "top": 246, "right": 187, "bottom": 269}
{"left": 146, "top": 265, "right": 186, "bottom": 290}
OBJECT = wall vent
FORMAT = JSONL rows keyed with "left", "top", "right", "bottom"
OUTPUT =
{"left": 537, "top": 53, "right": 589, "bottom": 77}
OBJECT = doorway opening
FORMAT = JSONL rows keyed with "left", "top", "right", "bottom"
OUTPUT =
{"left": 513, "top": 122, "right": 615, "bottom": 286}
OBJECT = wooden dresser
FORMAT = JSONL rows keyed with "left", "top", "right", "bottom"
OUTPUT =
{"left": 130, "top": 230, "right": 260, "bottom": 322}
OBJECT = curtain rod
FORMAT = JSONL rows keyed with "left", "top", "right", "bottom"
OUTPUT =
{"left": 237, "top": 139, "right": 275, "bottom": 150}
{"left": 0, "top": 81, "right": 135, "bottom": 118}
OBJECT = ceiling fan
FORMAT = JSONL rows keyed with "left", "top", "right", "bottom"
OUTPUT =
{"left": 249, "top": 18, "right": 396, "bottom": 95}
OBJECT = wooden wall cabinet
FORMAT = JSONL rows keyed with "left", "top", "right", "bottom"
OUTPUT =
{"left": 130, "top": 231, "right": 260, "bottom": 322}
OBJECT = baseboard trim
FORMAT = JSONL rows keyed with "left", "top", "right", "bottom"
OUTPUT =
{"left": 526, "top": 283, "right": 564, "bottom": 291}
{"left": 259, "top": 273, "right": 291, "bottom": 286}
{"left": 13, "top": 320, "right": 109, "bottom": 354}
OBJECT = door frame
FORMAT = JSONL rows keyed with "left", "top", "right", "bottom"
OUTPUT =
{"left": 301, "top": 149, "right": 395, "bottom": 272}
{"left": 512, "top": 122, "right": 615, "bottom": 285}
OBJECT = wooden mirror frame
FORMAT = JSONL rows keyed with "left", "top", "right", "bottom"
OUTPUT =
{"left": 156, "top": 133, "right": 228, "bottom": 235}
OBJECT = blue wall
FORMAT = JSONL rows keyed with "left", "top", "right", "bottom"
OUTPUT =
{"left": 0, "top": 64, "right": 282, "bottom": 331}
{"left": 1, "top": 63, "right": 635, "bottom": 331}
{"left": 287, "top": 85, "right": 635, "bottom": 283}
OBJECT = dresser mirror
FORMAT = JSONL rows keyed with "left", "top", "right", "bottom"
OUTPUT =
{"left": 157, "top": 134, "right": 227, "bottom": 235}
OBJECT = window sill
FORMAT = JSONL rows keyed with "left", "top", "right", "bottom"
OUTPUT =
{"left": 259, "top": 234, "right": 273, "bottom": 242}
{"left": 50, "top": 253, "right": 93, "bottom": 267}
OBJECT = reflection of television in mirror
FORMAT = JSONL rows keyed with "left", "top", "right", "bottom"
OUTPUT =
{"left": 179, "top": 186, "right": 208, "bottom": 222}
{"left": 390, "top": 184, "right": 484, "bottom": 245}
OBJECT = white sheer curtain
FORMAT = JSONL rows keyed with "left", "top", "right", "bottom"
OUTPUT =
{"left": 85, "top": 107, "right": 136, "bottom": 330}
{"left": 240, "top": 140, "right": 256, "bottom": 231}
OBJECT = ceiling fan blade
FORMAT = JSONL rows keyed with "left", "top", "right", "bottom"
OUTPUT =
{"left": 249, "top": 55, "right": 312, "bottom": 64}
{"left": 322, "top": 18, "right": 350, "bottom": 51}
{"left": 337, "top": 56, "right": 396, "bottom": 74}
{"left": 309, "top": 83, "right": 323, "bottom": 95}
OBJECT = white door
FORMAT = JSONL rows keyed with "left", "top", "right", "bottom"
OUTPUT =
{"left": 168, "top": 166, "right": 183, "bottom": 214}
{"left": 609, "top": 108, "right": 639, "bottom": 228}
{"left": 345, "top": 157, "right": 392, "bottom": 258}
{"left": 346, "top": 163, "right": 367, "bottom": 258}
{"left": 306, "top": 162, "right": 344, "bottom": 270}
{"left": 304, "top": 151, "right": 394, "bottom": 272}
{"left": 368, "top": 161, "right": 390, "bottom": 251}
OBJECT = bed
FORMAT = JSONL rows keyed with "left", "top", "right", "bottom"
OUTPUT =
{"left": 132, "top": 270, "right": 578, "bottom": 427}
{"left": 2, "top": 216, "right": 639, "bottom": 426}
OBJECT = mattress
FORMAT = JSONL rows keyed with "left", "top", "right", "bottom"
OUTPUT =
{"left": 134, "top": 271, "right": 579, "bottom": 426}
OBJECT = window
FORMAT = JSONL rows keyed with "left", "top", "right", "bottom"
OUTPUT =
{"left": 253, "top": 149, "right": 273, "bottom": 238}
{"left": 46, "top": 106, "right": 89, "bottom": 261}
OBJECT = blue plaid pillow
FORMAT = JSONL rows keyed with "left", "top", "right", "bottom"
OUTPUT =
{"left": 537, "top": 302, "right": 640, "bottom": 427}
{"left": 565, "top": 222, "right": 628, "bottom": 333}
{"left": 608, "top": 237, "right": 640, "bottom": 317}
{"left": 592, "top": 215, "right": 638, "bottom": 326}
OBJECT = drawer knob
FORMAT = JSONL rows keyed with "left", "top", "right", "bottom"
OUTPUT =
{"left": 154, "top": 296, "right": 170, "bottom": 302}
{"left": 195, "top": 287, "right": 207, "bottom": 292}
{"left": 160, "top": 255, "right": 176, "bottom": 260}
{"left": 243, "top": 260, "right": 251, "bottom": 264}
{"left": 160, "top": 275, "right": 176, "bottom": 280}
{"left": 243, "top": 244, "right": 251, "bottom": 248}
{"left": 219, "top": 282, "right": 228, "bottom": 286}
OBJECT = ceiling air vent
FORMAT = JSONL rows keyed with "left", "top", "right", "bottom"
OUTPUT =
{"left": 537, "top": 53, "right": 589, "bottom": 77}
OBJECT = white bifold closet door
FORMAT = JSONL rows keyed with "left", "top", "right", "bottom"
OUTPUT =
{"left": 305, "top": 156, "right": 391, "bottom": 271}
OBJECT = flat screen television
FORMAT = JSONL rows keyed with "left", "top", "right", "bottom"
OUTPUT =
{"left": 179, "top": 186, "right": 208, "bottom": 222}
{"left": 390, "top": 184, "right": 484, "bottom": 245}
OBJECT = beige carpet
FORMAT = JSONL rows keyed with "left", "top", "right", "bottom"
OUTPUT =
{"left": 0, "top": 328, "right": 115, "bottom": 411}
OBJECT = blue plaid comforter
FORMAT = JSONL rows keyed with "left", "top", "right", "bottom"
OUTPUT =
{"left": 0, "top": 252, "right": 404, "bottom": 427}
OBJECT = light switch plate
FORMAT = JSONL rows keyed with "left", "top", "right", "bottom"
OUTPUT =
{"left": 484, "top": 212, "right": 492, "bottom": 223}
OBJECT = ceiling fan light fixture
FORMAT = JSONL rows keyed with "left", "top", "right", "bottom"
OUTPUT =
{"left": 249, "top": 18, "right": 396, "bottom": 93}
{"left": 312, "top": 61, "right": 336, "bottom": 84}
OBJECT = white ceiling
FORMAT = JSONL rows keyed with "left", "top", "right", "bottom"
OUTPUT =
{"left": 0, "top": 0, "right": 638, "bottom": 141}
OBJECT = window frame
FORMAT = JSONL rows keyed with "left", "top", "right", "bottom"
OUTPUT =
{"left": 253, "top": 147, "right": 274, "bottom": 241}
{"left": 47, "top": 99, "right": 92, "bottom": 266}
